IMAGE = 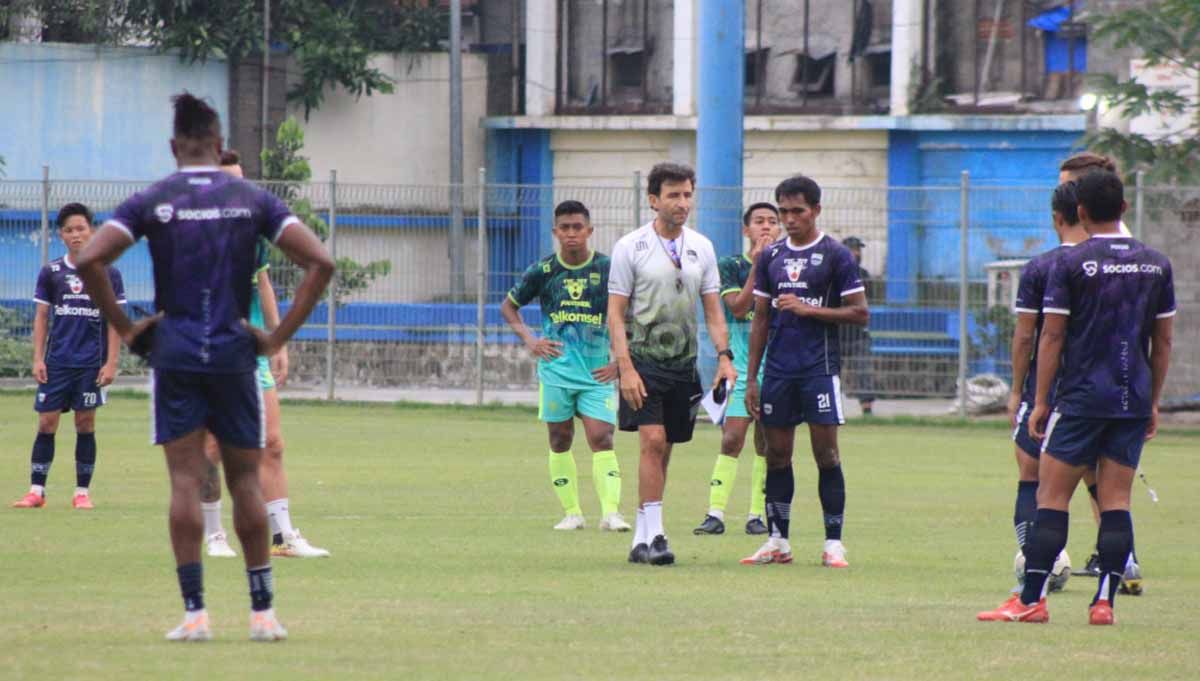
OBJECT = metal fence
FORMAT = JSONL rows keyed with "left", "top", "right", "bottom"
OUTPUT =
{"left": 1, "top": 172, "right": 1196, "bottom": 410}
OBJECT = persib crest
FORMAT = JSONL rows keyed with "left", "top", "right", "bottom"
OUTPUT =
{"left": 811, "top": 252, "right": 823, "bottom": 266}
{"left": 589, "top": 272, "right": 601, "bottom": 287}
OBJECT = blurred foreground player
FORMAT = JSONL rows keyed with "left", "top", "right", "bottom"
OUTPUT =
{"left": 13, "top": 203, "right": 124, "bottom": 509}
{"left": 978, "top": 170, "right": 1173, "bottom": 625}
{"left": 200, "top": 149, "right": 330, "bottom": 559}
{"left": 76, "top": 93, "right": 334, "bottom": 641}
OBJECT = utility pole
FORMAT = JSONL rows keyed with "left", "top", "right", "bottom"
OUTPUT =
{"left": 449, "top": 0, "right": 466, "bottom": 299}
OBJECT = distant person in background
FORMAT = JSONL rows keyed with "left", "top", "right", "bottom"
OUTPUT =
{"left": 13, "top": 203, "right": 124, "bottom": 510}
{"left": 840, "top": 236, "right": 876, "bottom": 416}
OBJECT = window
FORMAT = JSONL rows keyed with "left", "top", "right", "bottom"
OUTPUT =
{"left": 608, "top": 48, "right": 644, "bottom": 88}
{"left": 745, "top": 48, "right": 769, "bottom": 88}
{"left": 792, "top": 53, "right": 836, "bottom": 96}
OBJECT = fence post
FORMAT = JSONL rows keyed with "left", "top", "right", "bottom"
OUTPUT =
{"left": 476, "top": 167, "right": 488, "bottom": 406}
{"left": 1134, "top": 169, "right": 1145, "bottom": 240}
{"left": 326, "top": 170, "right": 338, "bottom": 401}
{"left": 633, "top": 171, "right": 642, "bottom": 227}
{"left": 957, "top": 170, "right": 970, "bottom": 419}
{"left": 39, "top": 165, "right": 50, "bottom": 266}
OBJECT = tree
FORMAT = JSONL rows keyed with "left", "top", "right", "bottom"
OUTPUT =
{"left": 261, "top": 117, "right": 391, "bottom": 304}
{"left": 1088, "top": 0, "right": 1200, "bottom": 183}
{"left": 1, "top": 1, "right": 449, "bottom": 117}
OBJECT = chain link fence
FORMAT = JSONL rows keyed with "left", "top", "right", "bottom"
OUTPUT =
{"left": 1, "top": 173, "right": 1195, "bottom": 410}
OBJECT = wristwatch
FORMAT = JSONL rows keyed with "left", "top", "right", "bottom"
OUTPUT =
{"left": 717, "top": 348, "right": 734, "bottom": 361}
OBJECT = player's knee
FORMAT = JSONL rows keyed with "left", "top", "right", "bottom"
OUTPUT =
{"left": 37, "top": 413, "right": 60, "bottom": 434}
{"left": 588, "top": 430, "right": 614, "bottom": 452}
{"left": 814, "top": 446, "right": 840, "bottom": 469}
{"left": 73, "top": 411, "right": 96, "bottom": 433}
{"left": 265, "top": 433, "right": 285, "bottom": 459}
{"left": 720, "top": 429, "right": 745, "bottom": 456}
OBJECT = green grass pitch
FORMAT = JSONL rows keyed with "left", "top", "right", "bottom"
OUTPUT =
{"left": 2, "top": 392, "right": 1197, "bottom": 680}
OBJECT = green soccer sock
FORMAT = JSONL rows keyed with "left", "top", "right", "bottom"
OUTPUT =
{"left": 548, "top": 451, "right": 582, "bottom": 516}
{"left": 749, "top": 454, "right": 767, "bottom": 519}
{"left": 707, "top": 454, "right": 740, "bottom": 517}
{"left": 592, "top": 450, "right": 621, "bottom": 517}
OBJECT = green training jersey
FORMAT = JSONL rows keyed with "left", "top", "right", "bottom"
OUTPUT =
{"left": 507, "top": 252, "right": 611, "bottom": 389}
{"left": 248, "top": 239, "right": 270, "bottom": 330}
{"left": 718, "top": 253, "right": 754, "bottom": 376}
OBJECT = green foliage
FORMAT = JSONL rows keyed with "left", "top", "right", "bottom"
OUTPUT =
{"left": 1087, "top": 0, "right": 1200, "bottom": 183}
{"left": 261, "top": 117, "right": 391, "bottom": 305}
{"left": 0, "top": 306, "right": 33, "bottom": 378}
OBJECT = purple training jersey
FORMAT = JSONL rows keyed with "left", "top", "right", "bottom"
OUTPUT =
{"left": 106, "top": 167, "right": 298, "bottom": 373}
{"left": 1012, "top": 243, "right": 1078, "bottom": 406}
{"left": 33, "top": 255, "right": 125, "bottom": 368}
{"left": 1041, "top": 234, "right": 1176, "bottom": 418}
{"left": 753, "top": 233, "right": 865, "bottom": 379}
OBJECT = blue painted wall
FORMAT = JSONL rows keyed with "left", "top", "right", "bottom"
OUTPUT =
{"left": 486, "top": 128, "right": 553, "bottom": 297}
{"left": 886, "top": 128, "right": 1082, "bottom": 301}
{"left": 0, "top": 43, "right": 229, "bottom": 180}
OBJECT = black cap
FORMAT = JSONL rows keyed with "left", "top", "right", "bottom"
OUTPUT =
{"left": 842, "top": 236, "right": 866, "bottom": 249}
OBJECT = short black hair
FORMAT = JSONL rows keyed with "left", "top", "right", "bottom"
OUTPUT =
{"left": 775, "top": 175, "right": 821, "bottom": 205}
{"left": 1074, "top": 170, "right": 1124, "bottom": 223}
{"left": 56, "top": 202, "right": 93, "bottom": 229}
{"left": 172, "top": 91, "right": 221, "bottom": 140}
{"left": 554, "top": 200, "right": 590, "bottom": 221}
{"left": 220, "top": 149, "right": 241, "bottom": 166}
{"left": 647, "top": 162, "right": 695, "bottom": 197}
{"left": 742, "top": 202, "right": 779, "bottom": 226}
{"left": 1051, "top": 181, "right": 1080, "bottom": 225}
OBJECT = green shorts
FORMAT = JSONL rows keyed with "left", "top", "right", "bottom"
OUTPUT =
{"left": 256, "top": 356, "right": 276, "bottom": 392}
{"left": 538, "top": 382, "right": 616, "bottom": 425}
{"left": 725, "top": 368, "right": 764, "bottom": 421}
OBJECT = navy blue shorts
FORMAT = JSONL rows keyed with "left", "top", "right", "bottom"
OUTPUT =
{"left": 35, "top": 366, "right": 106, "bottom": 413}
{"left": 150, "top": 369, "right": 263, "bottom": 449}
{"left": 1041, "top": 411, "right": 1150, "bottom": 469}
{"left": 1012, "top": 400, "right": 1041, "bottom": 458}
{"left": 760, "top": 374, "right": 845, "bottom": 428}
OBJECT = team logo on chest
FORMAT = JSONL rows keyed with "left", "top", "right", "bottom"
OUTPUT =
{"left": 810, "top": 252, "right": 823, "bottom": 266}
{"left": 784, "top": 258, "right": 807, "bottom": 282}
{"left": 65, "top": 274, "right": 83, "bottom": 294}
{"left": 589, "top": 272, "right": 601, "bottom": 287}
{"left": 1082, "top": 260, "right": 1098, "bottom": 277}
{"left": 564, "top": 278, "right": 588, "bottom": 300}
{"left": 155, "top": 203, "right": 174, "bottom": 223}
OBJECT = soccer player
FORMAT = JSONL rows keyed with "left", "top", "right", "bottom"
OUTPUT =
{"left": 12, "top": 203, "right": 124, "bottom": 510}
{"left": 693, "top": 202, "right": 779, "bottom": 536}
{"left": 743, "top": 175, "right": 868, "bottom": 567}
{"left": 609, "top": 162, "right": 737, "bottom": 566}
{"left": 1058, "top": 152, "right": 1142, "bottom": 591}
{"left": 76, "top": 93, "right": 334, "bottom": 641}
{"left": 200, "top": 149, "right": 330, "bottom": 559}
{"left": 1003, "top": 181, "right": 1088, "bottom": 592}
{"left": 977, "top": 169, "right": 1174, "bottom": 625}
{"left": 840, "top": 236, "right": 876, "bottom": 416}
{"left": 500, "top": 200, "right": 629, "bottom": 532}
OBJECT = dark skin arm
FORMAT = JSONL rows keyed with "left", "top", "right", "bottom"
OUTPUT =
{"left": 1146, "top": 316, "right": 1173, "bottom": 440}
{"left": 1007, "top": 312, "right": 1037, "bottom": 426}
{"left": 775, "top": 291, "right": 869, "bottom": 326}
{"left": 1028, "top": 313, "right": 1067, "bottom": 440}
{"left": 744, "top": 295, "right": 772, "bottom": 419}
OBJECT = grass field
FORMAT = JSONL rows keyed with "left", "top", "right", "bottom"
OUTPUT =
{"left": 2, "top": 392, "right": 1197, "bottom": 680}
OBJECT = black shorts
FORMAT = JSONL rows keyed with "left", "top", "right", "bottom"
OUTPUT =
{"left": 618, "top": 364, "right": 703, "bottom": 444}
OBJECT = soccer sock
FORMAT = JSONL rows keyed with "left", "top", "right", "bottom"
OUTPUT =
{"left": 201, "top": 501, "right": 224, "bottom": 536}
{"left": 818, "top": 465, "right": 846, "bottom": 541}
{"left": 266, "top": 498, "right": 294, "bottom": 540}
{"left": 706, "top": 454, "right": 739, "bottom": 519}
{"left": 75, "top": 432, "right": 96, "bottom": 490}
{"left": 1019, "top": 509, "right": 1069, "bottom": 605}
{"left": 247, "top": 565, "right": 274, "bottom": 612}
{"left": 1094, "top": 510, "right": 1134, "bottom": 606}
{"left": 644, "top": 501, "right": 664, "bottom": 540}
{"left": 591, "top": 450, "right": 621, "bottom": 517}
{"left": 30, "top": 432, "right": 55, "bottom": 490}
{"left": 176, "top": 562, "right": 205, "bottom": 612}
{"left": 764, "top": 465, "right": 794, "bottom": 540}
{"left": 1013, "top": 481, "right": 1038, "bottom": 552}
{"left": 548, "top": 451, "right": 582, "bottom": 516}
{"left": 749, "top": 454, "right": 767, "bottom": 519}
{"left": 633, "top": 507, "right": 647, "bottom": 548}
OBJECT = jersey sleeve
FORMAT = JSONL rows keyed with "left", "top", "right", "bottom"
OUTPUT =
{"left": 753, "top": 249, "right": 773, "bottom": 298}
{"left": 33, "top": 266, "right": 51, "bottom": 305}
{"left": 109, "top": 267, "right": 127, "bottom": 305}
{"left": 699, "top": 241, "right": 720, "bottom": 295}
{"left": 506, "top": 260, "right": 544, "bottom": 307}
{"left": 608, "top": 240, "right": 635, "bottom": 296}
{"left": 107, "top": 193, "right": 148, "bottom": 242}
{"left": 1156, "top": 261, "right": 1177, "bottom": 319}
{"left": 259, "top": 189, "right": 300, "bottom": 243}
{"left": 1013, "top": 260, "right": 1043, "bottom": 314}
{"left": 1042, "top": 254, "right": 1071, "bottom": 316}
{"left": 718, "top": 257, "right": 742, "bottom": 296}
{"left": 836, "top": 249, "right": 866, "bottom": 297}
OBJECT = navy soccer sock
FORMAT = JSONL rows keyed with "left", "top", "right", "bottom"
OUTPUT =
{"left": 1095, "top": 510, "right": 1134, "bottom": 607}
{"left": 764, "top": 465, "right": 795, "bottom": 540}
{"left": 30, "top": 432, "right": 55, "bottom": 488}
{"left": 1013, "top": 481, "right": 1038, "bottom": 552}
{"left": 1019, "top": 509, "right": 1069, "bottom": 606}
{"left": 818, "top": 465, "right": 846, "bottom": 541}
{"left": 248, "top": 565, "right": 275, "bottom": 612}
{"left": 177, "top": 562, "right": 205, "bottom": 612}
{"left": 75, "top": 432, "right": 96, "bottom": 489}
